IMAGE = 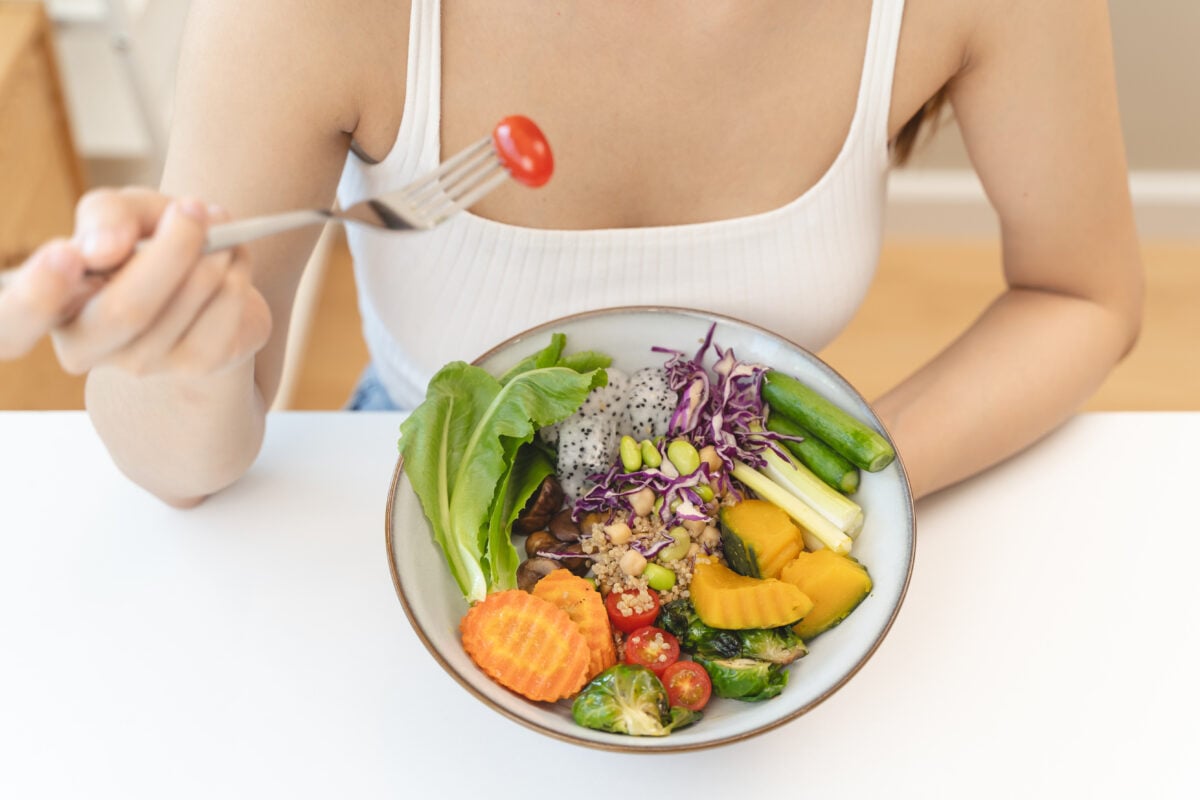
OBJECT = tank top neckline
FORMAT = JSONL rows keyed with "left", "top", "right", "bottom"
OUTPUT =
{"left": 336, "top": 0, "right": 906, "bottom": 410}
{"left": 379, "top": 0, "right": 899, "bottom": 239}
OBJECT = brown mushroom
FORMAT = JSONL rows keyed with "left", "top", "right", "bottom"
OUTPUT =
{"left": 516, "top": 557, "right": 564, "bottom": 592}
{"left": 524, "top": 530, "right": 558, "bottom": 560}
{"left": 511, "top": 476, "right": 565, "bottom": 536}
{"left": 552, "top": 542, "right": 592, "bottom": 577}
{"left": 549, "top": 508, "right": 582, "bottom": 542}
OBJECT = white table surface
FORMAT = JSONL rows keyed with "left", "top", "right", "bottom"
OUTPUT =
{"left": 2, "top": 411, "right": 1197, "bottom": 798}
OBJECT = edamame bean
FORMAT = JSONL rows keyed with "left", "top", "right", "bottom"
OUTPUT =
{"left": 640, "top": 439, "right": 663, "bottom": 468}
{"left": 620, "top": 435, "right": 642, "bottom": 472}
{"left": 667, "top": 439, "right": 701, "bottom": 475}
{"left": 658, "top": 528, "right": 691, "bottom": 562}
{"left": 643, "top": 563, "right": 677, "bottom": 592}
{"left": 694, "top": 483, "right": 715, "bottom": 503}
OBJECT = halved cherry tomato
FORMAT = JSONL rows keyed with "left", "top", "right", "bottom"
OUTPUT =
{"left": 604, "top": 588, "right": 660, "bottom": 634}
{"left": 492, "top": 115, "right": 554, "bottom": 187}
{"left": 623, "top": 626, "right": 680, "bottom": 677}
{"left": 662, "top": 661, "right": 713, "bottom": 711}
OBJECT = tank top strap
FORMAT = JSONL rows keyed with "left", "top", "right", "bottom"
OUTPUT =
{"left": 389, "top": 0, "right": 443, "bottom": 175}
{"left": 401, "top": 0, "right": 900, "bottom": 170}
{"left": 339, "top": 0, "right": 897, "bottom": 412}
{"left": 857, "top": 0, "right": 907, "bottom": 156}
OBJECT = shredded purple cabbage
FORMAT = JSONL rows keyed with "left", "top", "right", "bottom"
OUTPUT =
{"left": 655, "top": 323, "right": 786, "bottom": 469}
{"left": 575, "top": 459, "right": 715, "bottom": 528}
{"left": 572, "top": 323, "right": 787, "bottom": 520}
{"left": 535, "top": 549, "right": 600, "bottom": 563}
{"left": 631, "top": 538, "right": 675, "bottom": 559}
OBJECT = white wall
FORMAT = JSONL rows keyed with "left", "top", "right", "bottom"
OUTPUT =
{"left": 911, "top": 1, "right": 1200, "bottom": 172}
{"left": 48, "top": 0, "right": 190, "bottom": 166}
{"left": 893, "top": 0, "right": 1200, "bottom": 238}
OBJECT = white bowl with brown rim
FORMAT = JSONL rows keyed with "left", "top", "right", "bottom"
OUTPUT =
{"left": 386, "top": 306, "right": 915, "bottom": 752}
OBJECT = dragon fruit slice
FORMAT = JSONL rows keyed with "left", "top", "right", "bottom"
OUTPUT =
{"left": 578, "top": 367, "right": 628, "bottom": 421}
{"left": 623, "top": 367, "right": 677, "bottom": 442}
{"left": 555, "top": 412, "right": 620, "bottom": 501}
{"left": 539, "top": 368, "right": 628, "bottom": 449}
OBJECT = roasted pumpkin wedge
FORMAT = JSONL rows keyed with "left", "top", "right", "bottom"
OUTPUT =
{"left": 690, "top": 561, "right": 813, "bottom": 630}
{"left": 778, "top": 549, "right": 872, "bottom": 639}
{"left": 718, "top": 499, "right": 803, "bottom": 580}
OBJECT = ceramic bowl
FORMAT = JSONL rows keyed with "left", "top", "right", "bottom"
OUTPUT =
{"left": 386, "top": 307, "right": 915, "bottom": 752}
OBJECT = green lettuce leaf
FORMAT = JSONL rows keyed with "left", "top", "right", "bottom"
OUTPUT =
{"left": 497, "top": 333, "right": 566, "bottom": 385}
{"left": 485, "top": 445, "right": 555, "bottom": 591}
{"left": 399, "top": 355, "right": 605, "bottom": 603}
{"left": 498, "top": 334, "right": 613, "bottom": 385}
{"left": 560, "top": 350, "right": 613, "bottom": 374}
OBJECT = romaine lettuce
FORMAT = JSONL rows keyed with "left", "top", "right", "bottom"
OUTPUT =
{"left": 399, "top": 340, "right": 607, "bottom": 603}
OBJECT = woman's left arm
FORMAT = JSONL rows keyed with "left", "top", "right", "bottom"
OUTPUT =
{"left": 873, "top": 0, "right": 1143, "bottom": 499}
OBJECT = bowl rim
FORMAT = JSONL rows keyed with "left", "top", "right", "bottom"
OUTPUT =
{"left": 384, "top": 305, "right": 917, "bottom": 753}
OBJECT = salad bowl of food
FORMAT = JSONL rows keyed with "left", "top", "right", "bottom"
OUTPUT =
{"left": 386, "top": 307, "right": 914, "bottom": 752}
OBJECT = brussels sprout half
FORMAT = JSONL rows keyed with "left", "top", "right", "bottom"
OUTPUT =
{"left": 695, "top": 657, "right": 789, "bottom": 702}
{"left": 738, "top": 628, "right": 808, "bottom": 665}
{"left": 660, "top": 600, "right": 807, "bottom": 665}
{"left": 659, "top": 600, "right": 741, "bottom": 659}
{"left": 571, "top": 664, "right": 702, "bottom": 736}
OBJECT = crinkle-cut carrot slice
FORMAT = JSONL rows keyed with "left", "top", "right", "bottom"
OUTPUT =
{"left": 531, "top": 571, "right": 617, "bottom": 680}
{"left": 459, "top": 590, "right": 590, "bottom": 702}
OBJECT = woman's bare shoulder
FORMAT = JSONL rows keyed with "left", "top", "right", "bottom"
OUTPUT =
{"left": 891, "top": 0, "right": 1101, "bottom": 135}
{"left": 178, "top": 0, "right": 410, "bottom": 154}
{"left": 888, "top": 0, "right": 977, "bottom": 136}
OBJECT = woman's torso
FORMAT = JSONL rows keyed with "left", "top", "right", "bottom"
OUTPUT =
{"left": 337, "top": 0, "right": 970, "bottom": 409}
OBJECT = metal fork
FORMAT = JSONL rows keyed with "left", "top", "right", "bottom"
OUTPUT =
{"left": 0, "top": 117, "right": 550, "bottom": 290}
{"left": 201, "top": 115, "right": 551, "bottom": 254}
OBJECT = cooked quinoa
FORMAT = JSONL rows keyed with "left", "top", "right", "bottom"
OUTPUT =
{"left": 583, "top": 509, "right": 724, "bottom": 608}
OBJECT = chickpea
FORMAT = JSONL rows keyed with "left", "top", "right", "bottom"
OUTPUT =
{"left": 628, "top": 487, "right": 656, "bottom": 518}
{"left": 605, "top": 521, "right": 633, "bottom": 545}
{"left": 619, "top": 549, "right": 648, "bottom": 577}
{"left": 700, "top": 525, "right": 722, "bottom": 550}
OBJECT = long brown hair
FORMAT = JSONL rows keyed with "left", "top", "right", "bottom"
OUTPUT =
{"left": 891, "top": 86, "right": 950, "bottom": 166}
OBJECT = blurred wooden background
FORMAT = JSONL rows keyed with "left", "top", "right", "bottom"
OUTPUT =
{"left": 0, "top": 2, "right": 88, "bottom": 409}
{"left": 284, "top": 235, "right": 1200, "bottom": 412}
{"left": 6, "top": 225, "right": 1197, "bottom": 412}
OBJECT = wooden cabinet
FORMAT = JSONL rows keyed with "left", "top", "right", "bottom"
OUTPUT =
{"left": 0, "top": 1, "right": 88, "bottom": 408}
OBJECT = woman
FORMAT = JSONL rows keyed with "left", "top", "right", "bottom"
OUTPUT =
{"left": 0, "top": 0, "right": 1142, "bottom": 507}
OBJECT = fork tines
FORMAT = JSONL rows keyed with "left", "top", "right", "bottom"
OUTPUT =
{"left": 401, "top": 134, "right": 510, "bottom": 226}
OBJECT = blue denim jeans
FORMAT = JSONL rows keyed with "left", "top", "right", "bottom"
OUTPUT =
{"left": 346, "top": 364, "right": 401, "bottom": 411}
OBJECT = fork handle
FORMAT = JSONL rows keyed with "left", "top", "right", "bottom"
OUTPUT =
{"left": 73, "top": 209, "right": 336, "bottom": 280}
{"left": 203, "top": 209, "right": 332, "bottom": 254}
{"left": 0, "top": 208, "right": 333, "bottom": 306}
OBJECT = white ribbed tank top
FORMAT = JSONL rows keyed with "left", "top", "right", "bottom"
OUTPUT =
{"left": 337, "top": 0, "right": 905, "bottom": 410}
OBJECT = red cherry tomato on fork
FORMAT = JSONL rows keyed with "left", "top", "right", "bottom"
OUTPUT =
{"left": 662, "top": 661, "right": 713, "bottom": 711}
{"left": 492, "top": 115, "right": 554, "bottom": 187}
{"left": 624, "top": 626, "right": 680, "bottom": 677}
{"left": 605, "top": 588, "right": 661, "bottom": 634}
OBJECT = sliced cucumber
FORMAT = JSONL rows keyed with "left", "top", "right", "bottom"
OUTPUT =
{"left": 762, "top": 371, "right": 895, "bottom": 473}
{"left": 765, "top": 413, "right": 860, "bottom": 494}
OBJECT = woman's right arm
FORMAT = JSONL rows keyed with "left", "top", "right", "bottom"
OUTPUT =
{"left": 77, "top": 0, "right": 404, "bottom": 506}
